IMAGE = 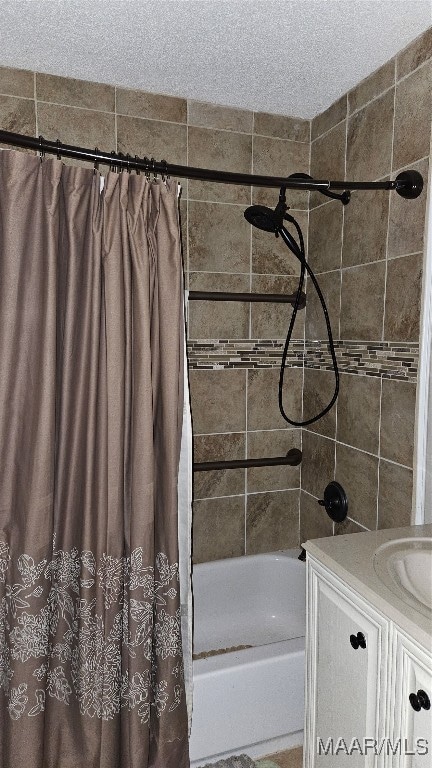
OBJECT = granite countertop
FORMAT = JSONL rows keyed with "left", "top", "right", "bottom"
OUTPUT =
{"left": 303, "top": 523, "right": 432, "bottom": 652}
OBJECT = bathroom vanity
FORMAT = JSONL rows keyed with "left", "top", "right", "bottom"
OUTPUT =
{"left": 303, "top": 524, "right": 432, "bottom": 767}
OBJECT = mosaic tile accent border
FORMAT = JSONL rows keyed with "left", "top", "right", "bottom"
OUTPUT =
{"left": 305, "top": 340, "right": 419, "bottom": 380}
{"left": 187, "top": 339, "right": 304, "bottom": 369}
{"left": 187, "top": 339, "right": 419, "bottom": 381}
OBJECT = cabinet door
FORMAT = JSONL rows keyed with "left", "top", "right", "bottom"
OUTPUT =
{"left": 305, "top": 560, "right": 389, "bottom": 768}
{"left": 390, "top": 631, "right": 432, "bottom": 768}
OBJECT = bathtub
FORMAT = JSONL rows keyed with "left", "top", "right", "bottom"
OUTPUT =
{"left": 189, "top": 549, "right": 306, "bottom": 766}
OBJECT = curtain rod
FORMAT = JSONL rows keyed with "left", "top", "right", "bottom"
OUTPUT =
{"left": 0, "top": 129, "right": 424, "bottom": 199}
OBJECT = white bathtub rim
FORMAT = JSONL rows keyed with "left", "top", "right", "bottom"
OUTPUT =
{"left": 193, "top": 634, "right": 304, "bottom": 675}
{"left": 192, "top": 547, "right": 304, "bottom": 575}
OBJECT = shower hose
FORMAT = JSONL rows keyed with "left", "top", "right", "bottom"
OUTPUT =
{"left": 278, "top": 213, "right": 339, "bottom": 427}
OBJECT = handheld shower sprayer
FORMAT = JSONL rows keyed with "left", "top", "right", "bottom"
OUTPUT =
{"left": 244, "top": 183, "right": 339, "bottom": 427}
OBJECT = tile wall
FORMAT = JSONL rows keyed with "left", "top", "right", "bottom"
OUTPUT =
{"left": 0, "top": 65, "right": 310, "bottom": 563}
{"left": 300, "top": 27, "right": 432, "bottom": 541}
{"left": 185, "top": 105, "right": 309, "bottom": 563}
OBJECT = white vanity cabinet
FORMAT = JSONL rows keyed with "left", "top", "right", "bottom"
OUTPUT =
{"left": 304, "top": 555, "right": 432, "bottom": 768}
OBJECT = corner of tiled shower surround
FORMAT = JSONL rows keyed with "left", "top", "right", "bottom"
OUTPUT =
{"left": 301, "top": 31, "right": 431, "bottom": 542}
{"left": 0, "top": 24, "right": 430, "bottom": 562}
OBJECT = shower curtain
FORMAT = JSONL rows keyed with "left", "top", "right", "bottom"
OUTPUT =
{"left": 0, "top": 150, "right": 190, "bottom": 768}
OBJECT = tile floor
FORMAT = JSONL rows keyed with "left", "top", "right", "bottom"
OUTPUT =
{"left": 257, "top": 746, "right": 303, "bottom": 768}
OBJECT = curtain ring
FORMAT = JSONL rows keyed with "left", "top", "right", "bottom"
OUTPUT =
{"left": 56, "top": 139, "right": 62, "bottom": 160}
{"left": 39, "top": 135, "right": 45, "bottom": 163}
{"left": 109, "top": 150, "right": 116, "bottom": 173}
{"left": 135, "top": 155, "right": 140, "bottom": 175}
{"left": 160, "top": 159, "right": 168, "bottom": 182}
{"left": 93, "top": 147, "right": 99, "bottom": 175}
{"left": 151, "top": 157, "right": 157, "bottom": 182}
{"left": 126, "top": 153, "right": 131, "bottom": 174}
{"left": 144, "top": 157, "right": 150, "bottom": 181}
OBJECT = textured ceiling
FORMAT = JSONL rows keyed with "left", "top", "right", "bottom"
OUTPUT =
{"left": 0, "top": 0, "right": 431, "bottom": 118}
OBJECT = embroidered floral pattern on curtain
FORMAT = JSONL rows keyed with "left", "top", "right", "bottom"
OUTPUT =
{"left": 0, "top": 541, "right": 183, "bottom": 723}
{"left": 0, "top": 151, "right": 190, "bottom": 767}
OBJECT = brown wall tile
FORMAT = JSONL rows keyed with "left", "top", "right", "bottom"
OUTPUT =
{"left": 348, "top": 59, "right": 395, "bottom": 115}
{"left": 247, "top": 368, "right": 303, "bottom": 430}
{"left": 252, "top": 211, "right": 307, "bottom": 275}
{"left": 188, "top": 201, "right": 250, "bottom": 273}
{"left": 380, "top": 379, "right": 416, "bottom": 466}
{"left": 188, "top": 126, "right": 251, "bottom": 204}
{"left": 303, "top": 369, "right": 337, "bottom": 438}
{"left": 37, "top": 103, "right": 115, "bottom": 166}
{"left": 336, "top": 373, "right": 381, "bottom": 454}
{"left": 117, "top": 115, "right": 186, "bottom": 165}
{"left": 193, "top": 496, "right": 245, "bottom": 563}
{"left": 393, "top": 61, "right": 432, "bottom": 169}
{"left": 247, "top": 429, "right": 301, "bottom": 492}
{"left": 194, "top": 432, "right": 245, "bottom": 499}
{"left": 37, "top": 74, "right": 115, "bottom": 112}
{"left": 117, "top": 88, "right": 186, "bottom": 123}
{"left": 334, "top": 518, "right": 367, "bottom": 535}
{"left": 397, "top": 27, "right": 432, "bottom": 80}
{"left": 340, "top": 262, "right": 385, "bottom": 340}
{"left": 254, "top": 112, "right": 309, "bottom": 142}
{"left": 0, "top": 95, "right": 35, "bottom": 140}
{"left": 188, "top": 101, "right": 252, "bottom": 133}
{"left": 310, "top": 121, "right": 346, "bottom": 209}
{"left": 0, "top": 66, "right": 34, "bottom": 98}
{"left": 377, "top": 460, "right": 413, "bottom": 529}
{"left": 346, "top": 89, "right": 394, "bottom": 181}
{"left": 308, "top": 201, "right": 343, "bottom": 273}
{"left": 305, "top": 270, "right": 341, "bottom": 340}
{"left": 335, "top": 443, "right": 378, "bottom": 529}
{"left": 194, "top": 432, "right": 246, "bottom": 463}
{"left": 252, "top": 135, "right": 310, "bottom": 209}
{"left": 189, "top": 369, "right": 246, "bottom": 434}
{"left": 300, "top": 490, "right": 333, "bottom": 542}
{"left": 194, "top": 468, "right": 245, "bottom": 500}
{"left": 250, "top": 274, "right": 305, "bottom": 339}
{"left": 301, "top": 431, "right": 335, "bottom": 498}
{"left": 342, "top": 188, "right": 389, "bottom": 268}
{"left": 311, "top": 95, "right": 347, "bottom": 141}
{"left": 388, "top": 158, "right": 428, "bottom": 258}
{"left": 384, "top": 252, "right": 423, "bottom": 342}
{"left": 246, "top": 490, "right": 299, "bottom": 554}
{"left": 188, "top": 299, "right": 249, "bottom": 341}
{"left": 188, "top": 272, "right": 250, "bottom": 294}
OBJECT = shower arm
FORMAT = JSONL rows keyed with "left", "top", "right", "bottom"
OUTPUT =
{"left": 0, "top": 129, "right": 424, "bottom": 200}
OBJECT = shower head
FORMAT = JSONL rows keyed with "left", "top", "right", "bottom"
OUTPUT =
{"left": 244, "top": 201, "right": 303, "bottom": 262}
{"left": 243, "top": 204, "right": 280, "bottom": 233}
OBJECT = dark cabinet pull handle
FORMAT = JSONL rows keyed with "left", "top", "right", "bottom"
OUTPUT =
{"left": 409, "top": 690, "right": 431, "bottom": 711}
{"left": 350, "top": 632, "right": 367, "bottom": 650}
{"left": 409, "top": 693, "right": 421, "bottom": 711}
{"left": 418, "top": 690, "right": 431, "bottom": 710}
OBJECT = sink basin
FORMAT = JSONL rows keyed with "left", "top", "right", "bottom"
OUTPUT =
{"left": 373, "top": 537, "right": 432, "bottom": 619}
